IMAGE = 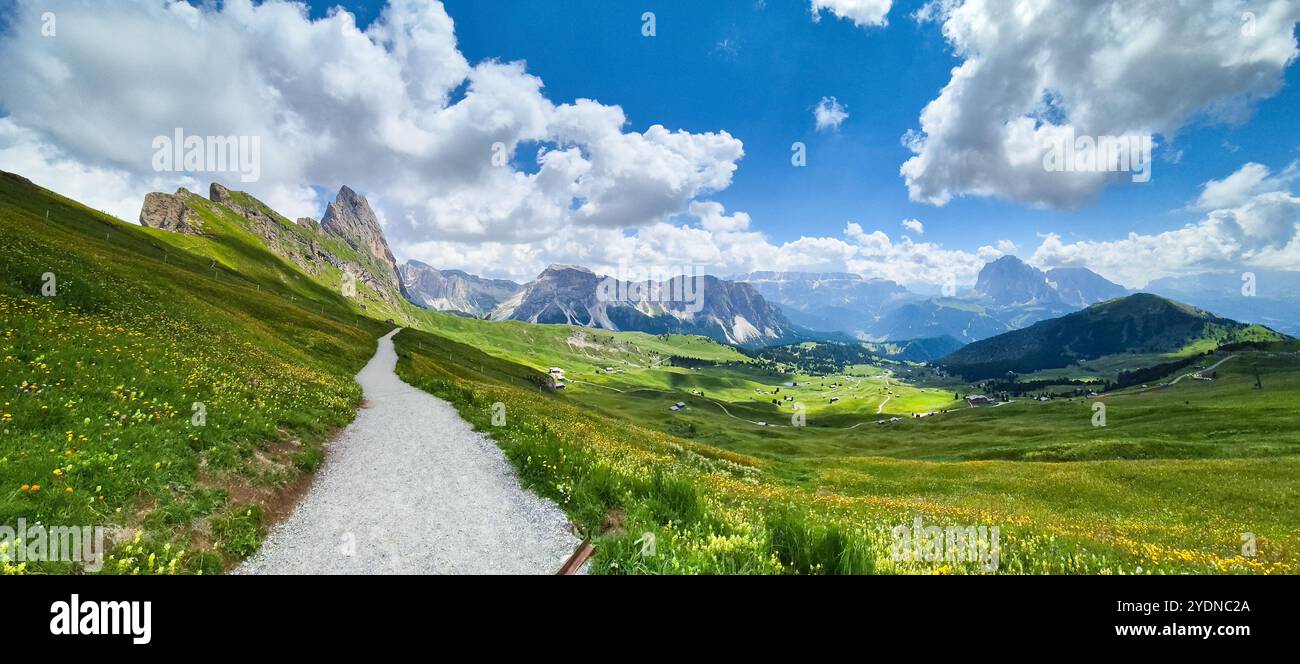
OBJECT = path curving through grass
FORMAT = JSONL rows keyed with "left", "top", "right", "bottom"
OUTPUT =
{"left": 238, "top": 330, "right": 578, "bottom": 574}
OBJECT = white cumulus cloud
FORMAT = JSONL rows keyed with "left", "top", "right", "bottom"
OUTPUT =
{"left": 901, "top": 0, "right": 1300, "bottom": 208}
{"left": 0, "top": 0, "right": 744, "bottom": 248}
{"left": 1030, "top": 162, "right": 1300, "bottom": 286}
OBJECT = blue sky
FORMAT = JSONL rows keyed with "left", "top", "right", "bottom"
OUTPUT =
{"left": 1, "top": 0, "right": 1297, "bottom": 287}
{"left": 294, "top": 0, "right": 1300, "bottom": 259}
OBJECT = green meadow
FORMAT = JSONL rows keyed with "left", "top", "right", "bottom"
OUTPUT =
{"left": 4, "top": 171, "right": 1298, "bottom": 574}
{"left": 392, "top": 323, "right": 1300, "bottom": 574}
{"left": 0, "top": 173, "right": 385, "bottom": 573}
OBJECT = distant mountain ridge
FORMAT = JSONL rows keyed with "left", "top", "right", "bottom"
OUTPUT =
{"left": 1047, "top": 266, "right": 1130, "bottom": 308}
{"left": 862, "top": 335, "right": 966, "bottom": 362}
{"left": 401, "top": 260, "right": 522, "bottom": 316}
{"left": 489, "top": 265, "right": 794, "bottom": 346}
{"left": 737, "top": 258, "right": 1129, "bottom": 343}
{"left": 1146, "top": 269, "right": 1300, "bottom": 336}
{"left": 136, "top": 182, "right": 1297, "bottom": 353}
{"left": 733, "top": 271, "right": 915, "bottom": 336}
{"left": 939, "top": 293, "right": 1286, "bottom": 379}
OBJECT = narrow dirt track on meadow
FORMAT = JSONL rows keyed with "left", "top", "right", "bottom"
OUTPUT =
{"left": 237, "top": 330, "right": 578, "bottom": 575}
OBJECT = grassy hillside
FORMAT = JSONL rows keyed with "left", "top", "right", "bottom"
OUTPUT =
{"left": 0, "top": 172, "right": 386, "bottom": 573}
{"left": 393, "top": 325, "right": 1300, "bottom": 574}
{"left": 404, "top": 307, "right": 748, "bottom": 371}
{"left": 941, "top": 293, "right": 1286, "bottom": 379}
{"left": 0, "top": 172, "right": 766, "bottom": 573}
{"left": 144, "top": 185, "right": 414, "bottom": 325}
{"left": 862, "top": 335, "right": 965, "bottom": 362}
{"left": 391, "top": 290, "right": 1300, "bottom": 574}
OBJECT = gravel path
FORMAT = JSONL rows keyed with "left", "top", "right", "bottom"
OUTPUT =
{"left": 237, "top": 329, "right": 578, "bottom": 575}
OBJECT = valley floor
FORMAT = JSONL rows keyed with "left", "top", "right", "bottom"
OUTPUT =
{"left": 238, "top": 330, "right": 577, "bottom": 575}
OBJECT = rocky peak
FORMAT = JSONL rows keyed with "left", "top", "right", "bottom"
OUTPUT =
{"left": 209, "top": 182, "right": 235, "bottom": 206}
{"left": 539, "top": 264, "right": 595, "bottom": 277}
{"left": 139, "top": 188, "right": 203, "bottom": 234}
{"left": 975, "top": 256, "right": 1058, "bottom": 306}
{"left": 321, "top": 186, "right": 406, "bottom": 297}
{"left": 322, "top": 188, "right": 394, "bottom": 262}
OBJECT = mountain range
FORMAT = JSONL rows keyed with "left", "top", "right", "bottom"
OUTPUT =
{"left": 736, "top": 256, "right": 1132, "bottom": 343}
{"left": 135, "top": 180, "right": 1297, "bottom": 352}
{"left": 404, "top": 261, "right": 798, "bottom": 345}
{"left": 485, "top": 264, "right": 792, "bottom": 345}
{"left": 401, "top": 260, "right": 522, "bottom": 317}
{"left": 138, "top": 182, "right": 795, "bottom": 345}
{"left": 1144, "top": 270, "right": 1300, "bottom": 337}
{"left": 728, "top": 271, "right": 913, "bottom": 334}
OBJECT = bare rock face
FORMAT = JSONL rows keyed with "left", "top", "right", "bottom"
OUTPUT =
{"left": 401, "top": 260, "right": 522, "bottom": 316}
{"left": 139, "top": 188, "right": 203, "bottom": 234}
{"left": 320, "top": 186, "right": 406, "bottom": 297}
{"left": 208, "top": 182, "right": 236, "bottom": 207}
{"left": 321, "top": 187, "right": 396, "bottom": 265}
{"left": 493, "top": 265, "right": 792, "bottom": 346}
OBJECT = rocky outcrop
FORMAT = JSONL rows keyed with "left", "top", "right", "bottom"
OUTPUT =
{"left": 139, "top": 188, "right": 204, "bottom": 234}
{"left": 320, "top": 186, "right": 406, "bottom": 298}
{"left": 209, "top": 183, "right": 284, "bottom": 237}
{"left": 208, "top": 182, "right": 240, "bottom": 208}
